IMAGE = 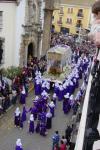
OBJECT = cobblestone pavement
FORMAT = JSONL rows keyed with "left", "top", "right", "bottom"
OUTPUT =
{"left": 0, "top": 90, "right": 73, "bottom": 150}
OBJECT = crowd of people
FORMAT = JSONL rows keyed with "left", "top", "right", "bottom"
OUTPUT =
{"left": 0, "top": 57, "right": 47, "bottom": 115}
{"left": 50, "top": 32, "right": 96, "bottom": 56}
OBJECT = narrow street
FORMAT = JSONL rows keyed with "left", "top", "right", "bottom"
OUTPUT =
{"left": 0, "top": 91, "right": 73, "bottom": 150}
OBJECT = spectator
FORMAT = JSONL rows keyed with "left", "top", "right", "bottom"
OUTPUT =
{"left": 65, "top": 125, "right": 73, "bottom": 144}
{"left": 59, "top": 140, "right": 66, "bottom": 150}
{"left": 52, "top": 131, "right": 60, "bottom": 150}
{"left": 61, "top": 135, "right": 67, "bottom": 145}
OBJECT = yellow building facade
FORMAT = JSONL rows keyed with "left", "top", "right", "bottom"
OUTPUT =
{"left": 52, "top": 4, "right": 91, "bottom": 34}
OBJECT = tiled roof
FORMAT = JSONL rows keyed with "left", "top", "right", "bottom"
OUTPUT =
{"left": 60, "top": 0, "right": 95, "bottom": 7}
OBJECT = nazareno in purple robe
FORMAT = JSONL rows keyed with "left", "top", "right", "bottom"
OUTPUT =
{"left": 29, "top": 120, "right": 34, "bottom": 133}
{"left": 21, "top": 107, "right": 27, "bottom": 122}
{"left": 40, "top": 123, "right": 46, "bottom": 136}
{"left": 31, "top": 107, "right": 38, "bottom": 120}
{"left": 63, "top": 100, "right": 71, "bottom": 114}
{"left": 34, "top": 82, "right": 41, "bottom": 95}
{"left": 58, "top": 89, "right": 64, "bottom": 101}
{"left": 15, "top": 145, "right": 23, "bottom": 150}
{"left": 20, "top": 93, "right": 26, "bottom": 104}
{"left": 49, "top": 107, "right": 55, "bottom": 117}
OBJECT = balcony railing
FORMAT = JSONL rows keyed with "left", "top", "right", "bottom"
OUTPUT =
{"left": 77, "top": 13, "right": 84, "bottom": 18}
{"left": 76, "top": 24, "right": 82, "bottom": 28}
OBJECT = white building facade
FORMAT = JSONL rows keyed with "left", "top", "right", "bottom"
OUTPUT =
{"left": 0, "top": 0, "right": 45, "bottom": 68}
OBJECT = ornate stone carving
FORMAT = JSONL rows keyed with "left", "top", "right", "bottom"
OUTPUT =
{"left": 19, "top": 0, "right": 43, "bottom": 66}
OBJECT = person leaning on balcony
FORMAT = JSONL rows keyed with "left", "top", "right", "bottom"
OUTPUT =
{"left": 88, "top": 0, "right": 100, "bottom": 47}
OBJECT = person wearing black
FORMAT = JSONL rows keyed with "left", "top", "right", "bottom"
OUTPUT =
{"left": 65, "top": 125, "right": 73, "bottom": 144}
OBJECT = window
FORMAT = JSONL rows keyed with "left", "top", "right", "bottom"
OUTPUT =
{"left": 0, "top": 11, "right": 3, "bottom": 31}
{"left": 76, "top": 20, "right": 82, "bottom": 27}
{"left": 71, "top": 8, "right": 73, "bottom": 13}
{"left": 68, "top": 8, "right": 73, "bottom": 14}
{"left": 77, "top": 9, "right": 83, "bottom": 17}
{"left": 59, "top": 7, "right": 64, "bottom": 14}
{"left": 57, "top": 17, "right": 62, "bottom": 24}
{"left": 66, "top": 18, "right": 72, "bottom": 24}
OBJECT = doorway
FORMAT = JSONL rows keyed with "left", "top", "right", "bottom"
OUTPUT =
{"left": 27, "top": 43, "right": 34, "bottom": 61}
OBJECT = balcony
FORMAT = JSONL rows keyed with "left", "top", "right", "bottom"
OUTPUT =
{"left": 77, "top": 13, "right": 84, "bottom": 19}
{"left": 76, "top": 23, "right": 82, "bottom": 28}
{"left": 75, "top": 51, "right": 100, "bottom": 150}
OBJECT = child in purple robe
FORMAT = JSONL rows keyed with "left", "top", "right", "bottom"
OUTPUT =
{"left": 20, "top": 86, "right": 26, "bottom": 104}
{"left": 14, "top": 107, "right": 21, "bottom": 127}
{"left": 29, "top": 114, "right": 34, "bottom": 134}
{"left": 21, "top": 106, "right": 27, "bottom": 122}
{"left": 15, "top": 139, "right": 23, "bottom": 150}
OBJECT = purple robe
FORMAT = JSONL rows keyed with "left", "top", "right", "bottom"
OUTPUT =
{"left": 40, "top": 123, "right": 46, "bottom": 136}
{"left": 63, "top": 100, "right": 71, "bottom": 114}
{"left": 15, "top": 146, "right": 23, "bottom": 150}
{"left": 41, "top": 112, "right": 46, "bottom": 123}
{"left": 34, "top": 82, "right": 41, "bottom": 95}
{"left": 21, "top": 107, "right": 27, "bottom": 122}
{"left": 30, "top": 107, "right": 38, "bottom": 120}
{"left": 49, "top": 107, "right": 55, "bottom": 117}
{"left": 29, "top": 120, "right": 34, "bottom": 133}
{"left": 58, "top": 89, "right": 64, "bottom": 101}
{"left": 20, "top": 94, "right": 26, "bottom": 104}
{"left": 42, "top": 104, "right": 47, "bottom": 112}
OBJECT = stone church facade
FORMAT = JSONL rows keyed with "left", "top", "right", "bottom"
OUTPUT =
{"left": 0, "top": 0, "right": 45, "bottom": 68}
{"left": 19, "top": 0, "right": 44, "bottom": 67}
